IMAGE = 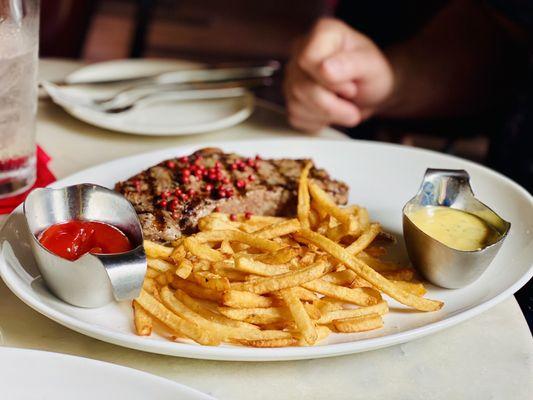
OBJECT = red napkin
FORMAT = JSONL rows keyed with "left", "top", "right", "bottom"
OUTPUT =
{"left": 0, "top": 146, "right": 56, "bottom": 215}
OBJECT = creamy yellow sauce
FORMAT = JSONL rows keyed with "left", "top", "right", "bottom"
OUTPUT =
{"left": 407, "top": 206, "right": 499, "bottom": 251}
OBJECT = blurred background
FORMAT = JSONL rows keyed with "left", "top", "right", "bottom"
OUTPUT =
{"left": 39, "top": 0, "right": 531, "bottom": 326}
{"left": 39, "top": 0, "right": 492, "bottom": 164}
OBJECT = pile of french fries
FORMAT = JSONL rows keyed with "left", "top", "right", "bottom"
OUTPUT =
{"left": 133, "top": 162, "right": 443, "bottom": 347}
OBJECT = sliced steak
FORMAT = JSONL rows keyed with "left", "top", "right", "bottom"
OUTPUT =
{"left": 115, "top": 148, "right": 349, "bottom": 243}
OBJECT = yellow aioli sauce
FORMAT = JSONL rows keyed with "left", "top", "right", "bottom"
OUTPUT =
{"left": 406, "top": 206, "right": 500, "bottom": 251}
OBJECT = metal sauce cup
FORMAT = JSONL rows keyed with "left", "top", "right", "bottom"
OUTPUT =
{"left": 23, "top": 184, "right": 146, "bottom": 308}
{"left": 403, "top": 169, "right": 511, "bottom": 289}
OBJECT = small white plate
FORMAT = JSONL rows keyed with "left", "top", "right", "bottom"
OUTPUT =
{"left": 47, "top": 59, "right": 254, "bottom": 136}
{"left": 0, "top": 347, "right": 215, "bottom": 399}
{"left": 1, "top": 138, "right": 532, "bottom": 361}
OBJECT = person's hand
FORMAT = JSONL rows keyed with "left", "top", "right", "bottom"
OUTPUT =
{"left": 283, "top": 18, "right": 395, "bottom": 132}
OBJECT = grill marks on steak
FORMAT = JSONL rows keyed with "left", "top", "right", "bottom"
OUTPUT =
{"left": 115, "top": 148, "right": 349, "bottom": 243}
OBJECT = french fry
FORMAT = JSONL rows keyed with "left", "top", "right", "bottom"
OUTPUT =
{"left": 145, "top": 267, "right": 160, "bottom": 279}
{"left": 357, "top": 252, "right": 401, "bottom": 272}
{"left": 390, "top": 281, "right": 427, "bottom": 296}
{"left": 184, "top": 237, "right": 225, "bottom": 262}
{"left": 322, "top": 270, "right": 358, "bottom": 286}
{"left": 297, "top": 161, "right": 313, "bottom": 229}
{"left": 303, "top": 279, "right": 382, "bottom": 306}
{"left": 133, "top": 300, "right": 152, "bottom": 336}
{"left": 177, "top": 290, "right": 259, "bottom": 329}
{"left": 280, "top": 288, "right": 317, "bottom": 345}
{"left": 170, "top": 244, "right": 186, "bottom": 264}
{"left": 333, "top": 313, "right": 384, "bottom": 333}
{"left": 234, "top": 256, "right": 290, "bottom": 276}
{"left": 222, "top": 290, "right": 274, "bottom": 308}
{"left": 218, "top": 306, "right": 288, "bottom": 324}
{"left": 297, "top": 230, "right": 443, "bottom": 311}
{"left": 230, "top": 260, "right": 333, "bottom": 294}
{"left": 192, "top": 271, "right": 231, "bottom": 291}
{"left": 380, "top": 268, "right": 415, "bottom": 282}
{"left": 318, "top": 301, "right": 389, "bottom": 324}
{"left": 308, "top": 181, "right": 356, "bottom": 229}
{"left": 254, "top": 218, "right": 301, "bottom": 239}
{"left": 170, "top": 277, "right": 223, "bottom": 302}
{"left": 142, "top": 277, "right": 158, "bottom": 294}
{"left": 239, "top": 338, "right": 297, "bottom": 348}
{"left": 314, "top": 297, "right": 346, "bottom": 314}
{"left": 136, "top": 289, "right": 219, "bottom": 345}
{"left": 147, "top": 257, "right": 174, "bottom": 273}
{"left": 345, "top": 223, "right": 381, "bottom": 255}
{"left": 175, "top": 259, "right": 193, "bottom": 279}
{"left": 194, "top": 230, "right": 282, "bottom": 252}
{"left": 166, "top": 288, "right": 291, "bottom": 341}
{"left": 143, "top": 240, "right": 173, "bottom": 260}
{"left": 297, "top": 325, "right": 331, "bottom": 346}
{"left": 252, "top": 247, "right": 300, "bottom": 264}
{"left": 220, "top": 240, "right": 234, "bottom": 255}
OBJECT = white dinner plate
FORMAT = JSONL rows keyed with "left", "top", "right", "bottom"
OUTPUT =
{"left": 0, "top": 347, "right": 215, "bottom": 399}
{"left": 46, "top": 59, "right": 254, "bottom": 136}
{"left": 1, "top": 138, "right": 532, "bottom": 361}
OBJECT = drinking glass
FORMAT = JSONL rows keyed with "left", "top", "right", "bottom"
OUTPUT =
{"left": 0, "top": 0, "right": 39, "bottom": 198}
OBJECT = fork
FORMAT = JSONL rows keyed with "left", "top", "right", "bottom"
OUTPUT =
{"left": 42, "top": 78, "right": 267, "bottom": 114}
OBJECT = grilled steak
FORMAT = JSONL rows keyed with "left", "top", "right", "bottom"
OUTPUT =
{"left": 115, "top": 148, "right": 349, "bottom": 243}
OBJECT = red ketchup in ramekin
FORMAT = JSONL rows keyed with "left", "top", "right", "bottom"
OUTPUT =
{"left": 38, "top": 220, "right": 132, "bottom": 261}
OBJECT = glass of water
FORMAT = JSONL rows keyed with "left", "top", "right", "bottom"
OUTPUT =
{"left": 0, "top": 0, "right": 39, "bottom": 198}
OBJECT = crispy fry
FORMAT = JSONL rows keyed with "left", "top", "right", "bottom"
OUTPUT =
{"left": 345, "top": 223, "right": 381, "bottom": 255}
{"left": 142, "top": 277, "right": 158, "bottom": 294}
{"left": 192, "top": 271, "right": 231, "bottom": 291}
{"left": 145, "top": 267, "right": 160, "bottom": 279}
{"left": 380, "top": 268, "right": 415, "bottom": 282}
{"left": 218, "top": 306, "right": 288, "bottom": 324}
{"left": 136, "top": 289, "right": 219, "bottom": 345}
{"left": 239, "top": 338, "right": 297, "bottom": 348}
{"left": 170, "top": 244, "right": 186, "bottom": 264}
{"left": 254, "top": 218, "right": 301, "bottom": 239}
{"left": 297, "top": 161, "right": 313, "bottom": 229}
{"left": 220, "top": 240, "right": 234, "bottom": 255}
{"left": 357, "top": 252, "right": 401, "bottom": 272}
{"left": 166, "top": 288, "right": 291, "bottom": 341}
{"left": 222, "top": 290, "right": 274, "bottom": 308}
{"left": 175, "top": 259, "right": 193, "bottom": 279}
{"left": 297, "top": 230, "right": 443, "bottom": 311}
{"left": 230, "top": 260, "right": 333, "bottom": 294}
{"left": 147, "top": 257, "right": 174, "bottom": 272}
{"left": 184, "top": 237, "right": 225, "bottom": 262}
{"left": 177, "top": 290, "right": 259, "bottom": 329}
{"left": 252, "top": 247, "right": 299, "bottom": 264}
{"left": 314, "top": 297, "right": 346, "bottom": 314}
{"left": 194, "top": 230, "right": 282, "bottom": 252}
{"left": 322, "top": 270, "right": 358, "bottom": 286}
{"left": 390, "top": 281, "right": 427, "bottom": 296}
{"left": 144, "top": 240, "right": 173, "bottom": 260}
{"left": 318, "top": 301, "right": 389, "bottom": 324}
{"left": 234, "top": 256, "right": 290, "bottom": 276}
{"left": 303, "top": 279, "right": 382, "bottom": 306}
{"left": 308, "top": 181, "right": 355, "bottom": 229}
{"left": 170, "top": 277, "right": 223, "bottom": 302}
{"left": 280, "top": 288, "right": 317, "bottom": 345}
{"left": 333, "top": 313, "right": 384, "bottom": 333}
{"left": 133, "top": 300, "right": 152, "bottom": 336}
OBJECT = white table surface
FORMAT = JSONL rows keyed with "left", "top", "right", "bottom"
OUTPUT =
{"left": 0, "top": 59, "right": 531, "bottom": 400}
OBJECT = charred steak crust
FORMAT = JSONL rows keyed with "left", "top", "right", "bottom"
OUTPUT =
{"left": 115, "top": 148, "right": 349, "bottom": 243}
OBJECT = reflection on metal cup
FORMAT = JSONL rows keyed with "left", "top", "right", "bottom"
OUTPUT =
{"left": 24, "top": 184, "right": 146, "bottom": 308}
{"left": 403, "top": 169, "right": 511, "bottom": 289}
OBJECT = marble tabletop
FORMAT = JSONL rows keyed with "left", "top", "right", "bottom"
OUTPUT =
{"left": 0, "top": 59, "right": 531, "bottom": 400}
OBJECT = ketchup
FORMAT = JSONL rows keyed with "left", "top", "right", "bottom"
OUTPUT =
{"left": 39, "top": 220, "right": 133, "bottom": 261}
